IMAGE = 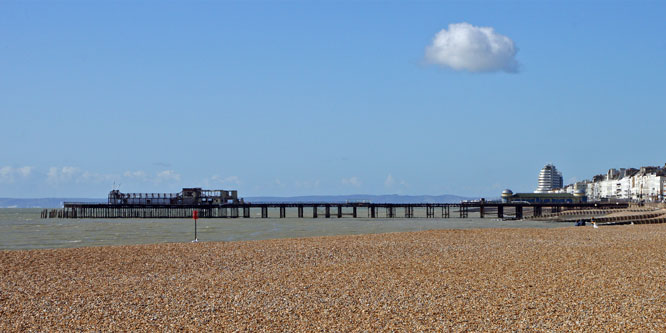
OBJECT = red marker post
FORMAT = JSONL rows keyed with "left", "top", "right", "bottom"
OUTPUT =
{"left": 192, "top": 210, "right": 199, "bottom": 242}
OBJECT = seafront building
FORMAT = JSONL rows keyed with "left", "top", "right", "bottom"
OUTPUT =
{"left": 501, "top": 189, "right": 585, "bottom": 204}
{"left": 505, "top": 163, "right": 665, "bottom": 203}
{"left": 502, "top": 163, "right": 582, "bottom": 203}
{"left": 534, "top": 164, "right": 563, "bottom": 193}
{"left": 551, "top": 164, "right": 666, "bottom": 202}
{"left": 583, "top": 166, "right": 666, "bottom": 202}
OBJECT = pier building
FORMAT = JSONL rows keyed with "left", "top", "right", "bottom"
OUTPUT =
{"left": 108, "top": 188, "right": 241, "bottom": 205}
{"left": 501, "top": 191, "right": 586, "bottom": 204}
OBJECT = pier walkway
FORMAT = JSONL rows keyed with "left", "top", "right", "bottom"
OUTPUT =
{"left": 42, "top": 202, "right": 629, "bottom": 219}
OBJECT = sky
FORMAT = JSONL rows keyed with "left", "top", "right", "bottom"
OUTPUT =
{"left": 1, "top": 1, "right": 665, "bottom": 198}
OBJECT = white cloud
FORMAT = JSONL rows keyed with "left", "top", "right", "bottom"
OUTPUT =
{"left": 156, "top": 170, "right": 181, "bottom": 183}
{"left": 341, "top": 176, "right": 361, "bottom": 187}
{"left": 384, "top": 174, "right": 395, "bottom": 187}
{"left": 123, "top": 170, "right": 148, "bottom": 180}
{"left": 384, "top": 173, "right": 409, "bottom": 189}
{"left": 77, "top": 171, "right": 115, "bottom": 184}
{"left": 43, "top": 167, "right": 184, "bottom": 187}
{"left": 17, "top": 166, "right": 33, "bottom": 178}
{"left": 0, "top": 166, "right": 34, "bottom": 183}
{"left": 201, "top": 175, "right": 242, "bottom": 189}
{"left": 0, "top": 167, "right": 13, "bottom": 183}
{"left": 425, "top": 22, "right": 519, "bottom": 73}
{"left": 210, "top": 175, "right": 240, "bottom": 187}
{"left": 47, "top": 166, "right": 81, "bottom": 184}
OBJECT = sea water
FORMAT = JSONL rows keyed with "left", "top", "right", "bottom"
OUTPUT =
{"left": 0, "top": 208, "right": 565, "bottom": 250}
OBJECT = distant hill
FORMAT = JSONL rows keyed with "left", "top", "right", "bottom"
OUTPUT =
{"left": 244, "top": 194, "right": 477, "bottom": 204}
{"left": 0, "top": 198, "right": 105, "bottom": 208}
{"left": 0, "top": 194, "right": 476, "bottom": 208}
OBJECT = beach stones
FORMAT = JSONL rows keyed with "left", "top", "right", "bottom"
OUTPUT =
{"left": 1, "top": 225, "right": 666, "bottom": 331}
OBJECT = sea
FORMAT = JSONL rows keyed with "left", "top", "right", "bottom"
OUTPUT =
{"left": 0, "top": 208, "right": 566, "bottom": 250}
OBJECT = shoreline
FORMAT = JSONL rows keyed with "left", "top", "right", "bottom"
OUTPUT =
{"left": 0, "top": 209, "right": 567, "bottom": 251}
{"left": 1, "top": 221, "right": 572, "bottom": 253}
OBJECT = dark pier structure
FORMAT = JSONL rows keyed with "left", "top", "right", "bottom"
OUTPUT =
{"left": 41, "top": 188, "right": 628, "bottom": 220}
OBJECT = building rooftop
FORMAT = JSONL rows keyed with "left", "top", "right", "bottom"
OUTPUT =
{"left": 513, "top": 193, "right": 576, "bottom": 198}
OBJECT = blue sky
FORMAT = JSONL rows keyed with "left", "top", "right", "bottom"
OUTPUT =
{"left": 1, "top": 1, "right": 665, "bottom": 198}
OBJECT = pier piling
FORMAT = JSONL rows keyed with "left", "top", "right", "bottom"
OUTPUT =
{"left": 516, "top": 206, "right": 523, "bottom": 219}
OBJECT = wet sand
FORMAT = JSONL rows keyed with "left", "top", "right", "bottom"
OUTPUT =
{"left": 2, "top": 225, "right": 666, "bottom": 331}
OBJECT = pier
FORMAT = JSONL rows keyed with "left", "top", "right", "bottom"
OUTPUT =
{"left": 42, "top": 201, "right": 629, "bottom": 219}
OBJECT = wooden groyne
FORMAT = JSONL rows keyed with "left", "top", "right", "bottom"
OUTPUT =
{"left": 41, "top": 202, "right": 629, "bottom": 219}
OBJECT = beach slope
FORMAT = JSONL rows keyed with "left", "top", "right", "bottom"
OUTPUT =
{"left": 2, "top": 225, "right": 666, "bottom": 331}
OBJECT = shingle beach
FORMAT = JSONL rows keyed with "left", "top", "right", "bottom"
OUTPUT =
{"left": 2, "top": 225, "right": 666, "bottom": 331}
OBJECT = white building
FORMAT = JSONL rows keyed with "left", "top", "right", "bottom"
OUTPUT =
{"left": 584, "top": 165, "right": 666, "bottom": 202}
{"left": 630, "top": 168, "right": 666, "bottom": 201}
{"left": 535, "top": 164, "right": 563, "bottom": 193}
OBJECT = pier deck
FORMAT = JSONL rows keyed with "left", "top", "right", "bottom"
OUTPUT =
{"left": 42, "top": 202, "right": 629, "bottom": 219}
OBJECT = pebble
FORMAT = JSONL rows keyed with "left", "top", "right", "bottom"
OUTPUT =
{"left": 2, "top": 225, "right": 666, "bottom": 331}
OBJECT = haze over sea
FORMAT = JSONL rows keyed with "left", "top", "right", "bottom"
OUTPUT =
{"left": 0, "top": 208, "right": 562, "bottom": 250}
